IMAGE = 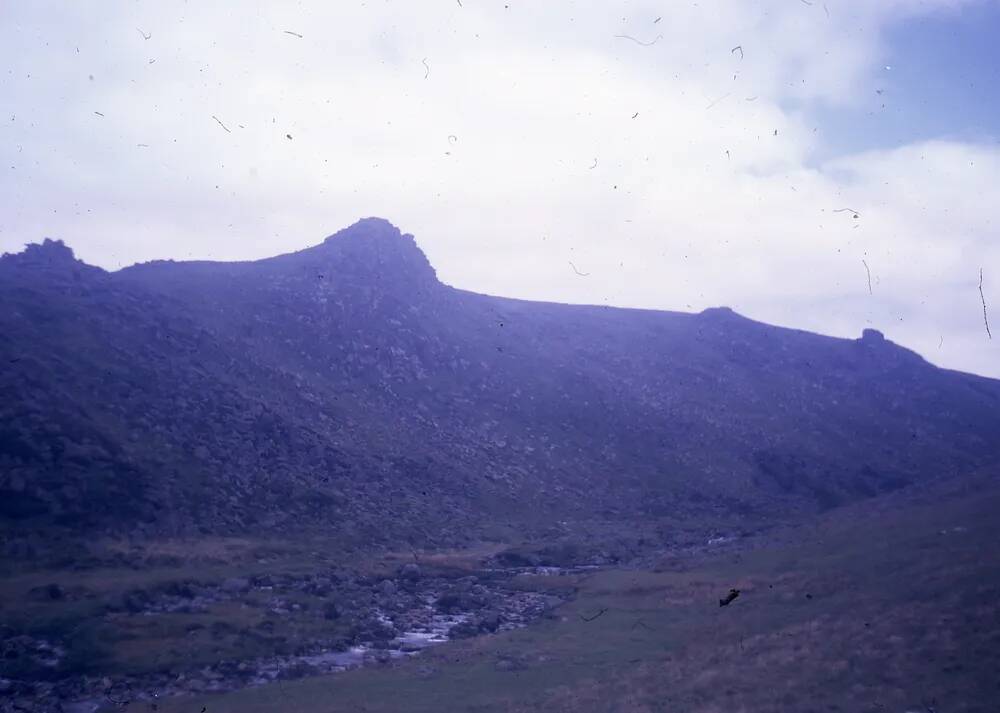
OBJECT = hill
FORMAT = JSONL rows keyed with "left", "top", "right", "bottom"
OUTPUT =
{"left": 2, "top": 217, "right": 999, "bottom": 555}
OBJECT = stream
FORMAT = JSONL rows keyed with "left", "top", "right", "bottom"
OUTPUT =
{"left": 29, "top": 567, "right": 584, "bottom": 713}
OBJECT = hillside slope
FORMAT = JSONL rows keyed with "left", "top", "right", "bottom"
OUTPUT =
{"left": 2, "top": 218, "right": 999, "bottom": 551}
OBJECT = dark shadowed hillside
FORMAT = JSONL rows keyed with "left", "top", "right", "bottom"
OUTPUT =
{"left": 2, "top": 218, "right": 999, "bottom": 553}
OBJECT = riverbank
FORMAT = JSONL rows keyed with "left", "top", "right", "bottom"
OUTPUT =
{"left": 1, "top": 547, "right": 588, "bottom": 713}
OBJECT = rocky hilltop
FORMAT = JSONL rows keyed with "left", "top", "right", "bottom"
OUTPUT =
{"left": 3, "top": 218, "right": 999, "bottom": 554}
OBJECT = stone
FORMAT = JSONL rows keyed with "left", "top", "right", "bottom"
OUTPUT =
{"left": 398, "top": 563, "right": 421, "bottom": 581}
{"left": 60, "top": 702, "right": 101, "bottom": 713}
{"left": 123, "top": 590, "right": 150, "bottom": 613}
{"left": 221, "top": 577, "right": 251, "bottom": 594}
{"left": 447, "top": 620, "right": 479, "bottom": 639}
{"left": 416, "top": 665, "right": 438, "bottom": 679}
{"left": 494, "top": 655, "right": 527, "bottom": 672}
{"left": 353, "top": 616, "right": 397, "bottom": 643}
{"left": 163, "top": 581, "right": 197, "bottom": 599}
{"left": 495, "top": 550, "right": 541, "bottom": 567}
{"left": 477, "top": 611, "right": 503, "bottom": 633}
{"left": 28, "top": 583, "right": 64, "bottom": 601}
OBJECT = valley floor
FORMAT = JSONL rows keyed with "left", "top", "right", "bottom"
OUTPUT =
{"left": 3, "top": 471, "right": 999, "bottom": 713}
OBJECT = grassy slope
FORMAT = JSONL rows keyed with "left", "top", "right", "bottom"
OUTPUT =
{"left": 138, "top": 474, "right": 1000, "bottom": 713}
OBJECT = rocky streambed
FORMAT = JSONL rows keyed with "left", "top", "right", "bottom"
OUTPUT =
{"left": 1, "top": 563, "right": 585, "bottom": 713}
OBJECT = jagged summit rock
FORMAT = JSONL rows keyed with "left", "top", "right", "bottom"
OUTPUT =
{"left": 316, "top": 216, "right": 438, "bottom": 286}
{"left": 3, "top": 238, "right": 78, "bottom": 268}
{"left": 1, "top": 238, "right": 104, "bottom": 282}
{"left": 860, "top": 328, "right": 886, "bottom": 343}
{"left": 700, "top": 306, "right": 737, "bottom": 316}
{"left": 323, "top": 216, "right": 404, "bottom": 243}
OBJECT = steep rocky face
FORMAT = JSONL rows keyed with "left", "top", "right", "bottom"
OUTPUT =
{"left": 2, "top": 219, "right": 999, "bottom": 550}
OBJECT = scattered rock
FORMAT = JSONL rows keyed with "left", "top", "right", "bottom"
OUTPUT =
{"left": 11, "top": 561, "right": 573, "bottom": 711}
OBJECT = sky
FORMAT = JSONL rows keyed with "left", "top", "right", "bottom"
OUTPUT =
{"left": 1, "top": 0, "right": 998, "bottom": 377}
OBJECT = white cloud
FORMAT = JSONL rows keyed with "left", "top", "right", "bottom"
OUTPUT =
{"left": 1, "top": 0, "right": 996, "bottom": 376}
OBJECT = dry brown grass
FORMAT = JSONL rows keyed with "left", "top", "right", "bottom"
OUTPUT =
{"left": 97, "top": 535, "right": 267, "bottom": 564}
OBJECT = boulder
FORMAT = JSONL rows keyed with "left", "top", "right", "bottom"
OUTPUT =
{"left": 495, "top": 550, "right": 541, "bottom": 568}
{"left": 447, "top": 620, "right": 479, "bottom": 639}
{"left": 221, "top": 577, "right": 251, "bottom": 594}
{"left": 27, "top": 583, "right": 64, "bottom": 601}
{"left": 122, "top": 589, "right": 150, "bottom": 613}
{"left": 477, "top": 611, "right": 503, "bottom": 633}
{"left": 435, "top": 584, "right": 491, "bottom": 613}
{"left": 306, "top": 577, "right": 333, "bottom": 596}
{"left": 434, "top": 592, "right": 465, "bottom": 614}
{"left": 495, "top": 656, "right": 527, "bottom": 672}
{"left": 399, "top": 563, "right": 421, "bottom": 580}
{"left": 161, "top": 581, "right": 197, "bottom": 599}
{"left": 353, "top": 616, "right": 397, "bottom": 644}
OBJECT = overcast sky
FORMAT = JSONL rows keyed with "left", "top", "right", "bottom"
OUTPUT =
{"left": 2, "top": 1, "right": 998, "bottom": 377}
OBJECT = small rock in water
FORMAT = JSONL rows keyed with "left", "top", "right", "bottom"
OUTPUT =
{"left": 448, "top": 620, "right": 479, "bottom": 639}
{"left": 477, "top": 611, "right": 503, "bottom": 633}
